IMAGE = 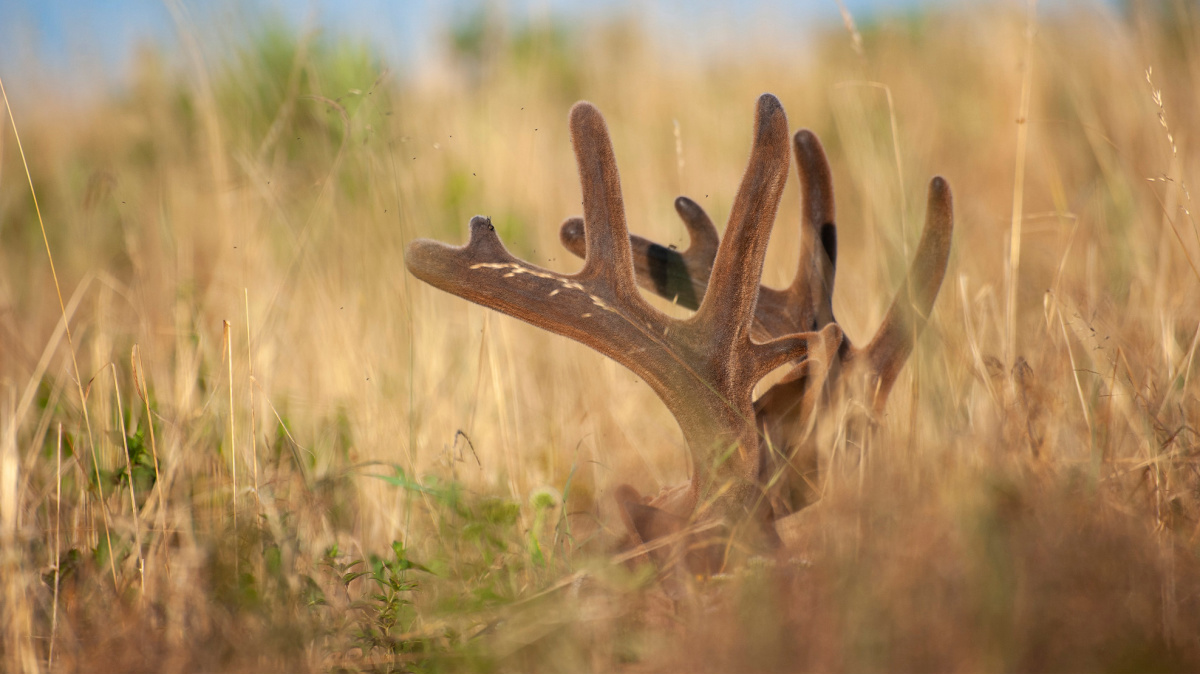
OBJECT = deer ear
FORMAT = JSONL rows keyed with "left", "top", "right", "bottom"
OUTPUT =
{"left": 623, "top": 502, "right": 687, "bottom": 544}
{"left": 615, "top": 485, "right": 686, "bottom": 544}
{"left": 619, "top": 497, "right": 729, "bottom": 576}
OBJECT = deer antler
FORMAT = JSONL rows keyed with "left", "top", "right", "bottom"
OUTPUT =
{"left": 407, "top": 96, "right": 839, "bottom": 542}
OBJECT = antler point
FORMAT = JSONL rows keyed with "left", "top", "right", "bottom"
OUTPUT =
{"left": 756, "top": 92, "right": 783, "bottom": 111}
{"left": 569, "top": 101, "right": 603, "bottom": 129}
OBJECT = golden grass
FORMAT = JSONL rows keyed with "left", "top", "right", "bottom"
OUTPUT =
{"left": 1, "top": 3, "right": 1199, "bottom": 671}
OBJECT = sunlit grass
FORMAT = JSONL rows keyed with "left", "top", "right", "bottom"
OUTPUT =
{"left": 2, "top": 3, "right": 1199, "bottom": 671}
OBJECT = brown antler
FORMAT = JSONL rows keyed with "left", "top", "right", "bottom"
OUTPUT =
{"left": 407, "top": 95, "right": 838, "bottom": 539}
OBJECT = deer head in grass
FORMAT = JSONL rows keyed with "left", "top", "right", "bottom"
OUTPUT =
{"left": 406, "top": 94, "right": 953, "bottom": 573}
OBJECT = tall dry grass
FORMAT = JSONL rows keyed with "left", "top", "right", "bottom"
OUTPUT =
{"left": 1, "top": 2, "right": 1199, "bottom": 670}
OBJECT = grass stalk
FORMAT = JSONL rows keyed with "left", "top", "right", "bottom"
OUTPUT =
{"left": 111, "top": 364, "right": 145, "bottom": 594}
{"left": 223, "top": 320, "right": 238, "bottom": 557}
{"left": 49, "top": 424, "right": 61, "bottom": 671}
{"left": 1006, "top": 0, "right": 1037, "bottom": 364}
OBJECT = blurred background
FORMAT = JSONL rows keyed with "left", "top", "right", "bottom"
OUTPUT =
{"left": 1, "top": 0, "right": 1199, "bottom": 671}
{"left": 3, "top": 0, "right": 1003, "bottom": 96}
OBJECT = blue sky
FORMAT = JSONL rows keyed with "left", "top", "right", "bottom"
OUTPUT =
{"left": 0, "top": 0, "right": 1068, "bottom": 96}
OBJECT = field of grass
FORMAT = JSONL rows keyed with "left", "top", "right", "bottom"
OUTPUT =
{"left": 2, "top": 1, "right": 1200, "bottom": 671}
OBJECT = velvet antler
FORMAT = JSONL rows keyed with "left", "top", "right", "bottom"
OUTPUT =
{"left": 408, "top": 96, "right": 839, "bottom": 548}
{"left": 409, "top": 94, "right": 952, "bottom": 570}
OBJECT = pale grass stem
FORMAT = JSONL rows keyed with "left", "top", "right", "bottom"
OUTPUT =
{"left": 245, "top": 290, "right": 259, "bottom": 502}
{"left": 0, "top": 73, "right": 115, "bottom": 589}
{"left": 1144, "top": 67, "right": 1200, "bottom": 285}
{"left": 1057, "top": 312, "right": 1093, "bottom": 454}
{"left": 91, "top": 419, "right": 118, "bottom": 587}
{"left": 1007, "top": 0, "right": 1037, "bottom": 366}
{"left": 1180, "top": 319, "right": 1200, "bottom": 406}
{"left": 131, "top": 345, "right": 169, "bottom": 576}
{"left": 489, "top": 317, "right": 521, "bottom": 503}
{"left": 49, "top": 424, "right": 61, "bottom": 671}
{"left": 1139, "top": 64, "right": 1190, "bottom": 626}
{"left": 834, "top": 0, "right": 865, "bottom": 57}
{"left": 1046, "top": 214, "right": 1083, "bottom": 331}
{"left": 2, "top": 392, "right": 27, "bottom": 670}
{"left": 1105, "top": 348, "right": 1121, "bottom": 463}
{"left": 1143, "top": 67, "right": 1199, "bottom": 628}
{"left": 223, "top": 320, "right": 238, "bottom": 548}
{"left": 130, "top": 346, "right": 162, "bottom": 490}
{"left": 11, "top": 278, "right": 90, "bottom": 466}
{"left": 1145, "top": 67, "right": 1178, "bottom": 159}
{"left": 111, "top": 363, "right": 145, "bottom": 594}
{"left": 832, "top": 80, "right": 909, "bottom": 253}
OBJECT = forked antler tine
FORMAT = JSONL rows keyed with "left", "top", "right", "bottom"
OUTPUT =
{"left": 694, "top": 93, "right": 790, "bottom": 342}
{"left": 862, "top": 176, "right": 954, "bottom": 408}
{"left": 559, "top": 196, "right": 718, "bottom": 310}
{"left": 791, "top": 130, "right": 838, "bottom": 325}
{"left": 569, "top": 102, "right": 641, "bottom": 299}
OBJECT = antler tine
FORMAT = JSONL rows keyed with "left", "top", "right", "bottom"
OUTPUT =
{"left": 673, "top": 196, "right": 721, "bottom": 261}
{"left": 558, "top": 217, "right": 586, "bottom": 255}
{"left": 790, "top": 130, "right": 838, "bottom": 330}
{"left": 693, "top": 94, "right": 791, "bottom": 346}
{"left": 569, "top": 102, "right": 644, "bottom": 303}
{"left": 861, "top": 176, "right": 954, "bottom": 409}
{"left": 560, "top": 196, "right": 718, "bottom": 310}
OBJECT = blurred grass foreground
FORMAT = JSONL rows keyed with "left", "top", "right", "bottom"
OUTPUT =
{"left": 3, "top": 1, "right": 1200, "bottom": 671}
